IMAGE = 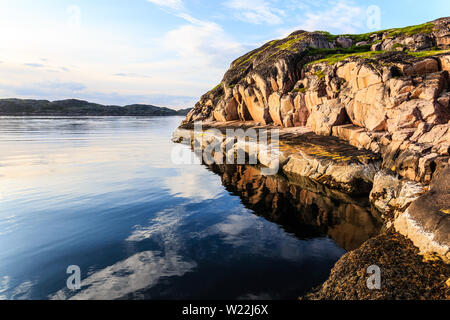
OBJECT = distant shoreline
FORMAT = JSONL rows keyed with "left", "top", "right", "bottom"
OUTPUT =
{"left": 0, "top": 114, "right": 188, "bottom": 117}
{"left": 0, "top": 98, "right": 192, "bottom": 117}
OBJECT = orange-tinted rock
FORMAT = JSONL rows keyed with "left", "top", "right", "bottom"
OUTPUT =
{"left": 182, "top": 19, "right": 450, "bottom": 187}
{"left": 307, "top": 99, "right": 349, "bottom": 135}
{"left": 280, "top": 94, "right": 295, "bottom": 127}
{"left": 268, "top": 92, "right": 282, "bottom": 125}
{"left": 242, "top": 87, "right": 271, "bottom": 124}
{"left": 213, "top": 97, "right": 239, "bottom": 122}
{"left": 404, "top": 58, "right": 439, "bottom": 76}
{"left": 357, "top": 65, "right": 382, "bottom": 89}
{"left": 438, "top": 54, "right": 450, "bottom": 72}
{"left": 293, "top": 93, "right": 309, "bottom": 126}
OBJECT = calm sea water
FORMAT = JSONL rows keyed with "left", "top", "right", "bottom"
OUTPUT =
{"left": 0, "top": 116, "right": 379, "bottom": 300}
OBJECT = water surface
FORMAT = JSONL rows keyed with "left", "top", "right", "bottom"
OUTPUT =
{"left": 0, "top": 116, "right": 379, "bottom": 300}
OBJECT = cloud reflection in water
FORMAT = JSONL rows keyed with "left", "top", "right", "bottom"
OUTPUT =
{"left": 53, "top": 206, "right": 197, "bottom": 300}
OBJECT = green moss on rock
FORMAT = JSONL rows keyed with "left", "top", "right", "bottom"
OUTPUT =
{"left": 407, "top": 49, "right": 450, "bottom": 58}
{"left": 387, "top": 22, "right": 434, "bottom": 37}
{"left": 292, "top": 87, "right": 307, "bottom": 93}
{"left": 314, "top": 70, "right": 325, "bottom": 79}
{"left": 307, "top": 51, "right": 385, "bottom": 66}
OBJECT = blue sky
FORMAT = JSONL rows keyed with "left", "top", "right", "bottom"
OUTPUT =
{"left": 0, "top": 0, "right": 448, "bottom": 108}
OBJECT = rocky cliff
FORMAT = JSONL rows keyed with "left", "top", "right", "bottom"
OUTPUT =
{"left": 183, "top": 17, "right": 449, "bottom": 183}
{"left": 179, "top": 18, "right": 450, "bottom": 264}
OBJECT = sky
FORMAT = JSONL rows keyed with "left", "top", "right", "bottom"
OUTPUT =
{"left": 0, "top": 0, "right": 448, "bottom": 108}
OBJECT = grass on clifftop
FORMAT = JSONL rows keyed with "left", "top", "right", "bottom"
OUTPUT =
{"left": 306, "top": 49, "right": 384, "bottom": 66}
{"left": 232, "top": 20, "right": 437, "bottom": 69}
{"left": 233, "top": 40, "right": 278, "bottom": 67}
{"left": 317, "top": 22, "right": 435, "bottom": 44}
{"left": 407, "top": 49, "right": 450, "bottom": 57}
{"left": 387, "top": 22, "right": 434, "bottom": 37}
{"left": 306, "top": 48, "right": 450, "bottom": 66}
{"left": 276, "top": 35, "right": 305, "bottom": 51}
{"left": 233, "top": 34, "right": 308, "bottom": 67}
{"left": 220, "top": 20, "right": 440, "bottom": 94}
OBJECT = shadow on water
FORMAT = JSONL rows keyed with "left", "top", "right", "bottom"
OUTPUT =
{"left": 205, "top": 163, "right": 383, "bottom": 252}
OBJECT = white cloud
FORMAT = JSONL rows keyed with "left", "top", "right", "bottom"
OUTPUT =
{"left": 52, "top": 204, "right": 198, "bottom": 300}
{"left": 0, "top": 0, "right": 367, "bottom": 109}
{"left": 164, "top": 170, "right": 225, "bottom": 201}
{"left": 146, "top": 0, "right": 184, "bottom": 11}
{"left": 203, "top": 213, "right": 339, "bottom": 262}
{"left": 0, "top": 1, "right": 228, "bottom": 107}
{"left": 0, "top": 278, "right": 35, "bottom": 300}
{"left": 23, "top": 63, "right": 45, "bottom": 68}
{"left": 51, "top": 250, "right": 196, "bottom": 300}
{"left": 162, "top": 16, "right": 243, "bottom": 67}
{"left": 127, "top": 207, "right": 186, "bottom": 242}
{"left": 145, "top": 2, "right": 246, "bottom": 70}
{"left": 287, "top": 0, "right": 365, "bottom": 34}
{"left": 225, "top": 0, "right": 285, "bottom": 25}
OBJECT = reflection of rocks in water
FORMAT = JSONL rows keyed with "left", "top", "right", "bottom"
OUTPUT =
{"left": 207, "top": 164, "right": 382, "bottom": 251}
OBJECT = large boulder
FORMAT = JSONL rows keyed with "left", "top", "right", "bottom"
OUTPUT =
{"left": 336, "top": 36, "right": 353, "bottom": 48}
{"left": 394, "top": 165, "right": 450, "bottom": 262}
{"left": 370, "top": 169, "right": 426, "bottom": 219}
{"left": 306, "top": 99, "right": 348, "bottom": 135}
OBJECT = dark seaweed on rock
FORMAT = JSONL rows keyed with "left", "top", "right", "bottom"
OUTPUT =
{"left": 302, "top": 229, "right": 450, "bottom": 300}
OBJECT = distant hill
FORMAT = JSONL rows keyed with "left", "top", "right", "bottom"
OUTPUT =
{"left": 0, "top": 99, "right": 191, "bottom": 116}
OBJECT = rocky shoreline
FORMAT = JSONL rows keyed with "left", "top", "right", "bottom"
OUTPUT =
{"left": 173, "top": 124, "right": 449, "bottom": 299}
{"left": 174, "top": 17, "right": 450, "bottom": 299}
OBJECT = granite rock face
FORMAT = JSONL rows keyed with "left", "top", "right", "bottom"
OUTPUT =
{"left": 179, "top": 18, "right": 450, "bottom": 262}
{"left": 306, "top": 53, "right": 450, "bottom": 185}
{"left": 370, "top": 169, "right": 427, "bottom": 219}
{"left": 183, "top": 18, "right": 450, "bottom": 185}
{"left": 394, "top": 165, "right": 450, "bottom": 262}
